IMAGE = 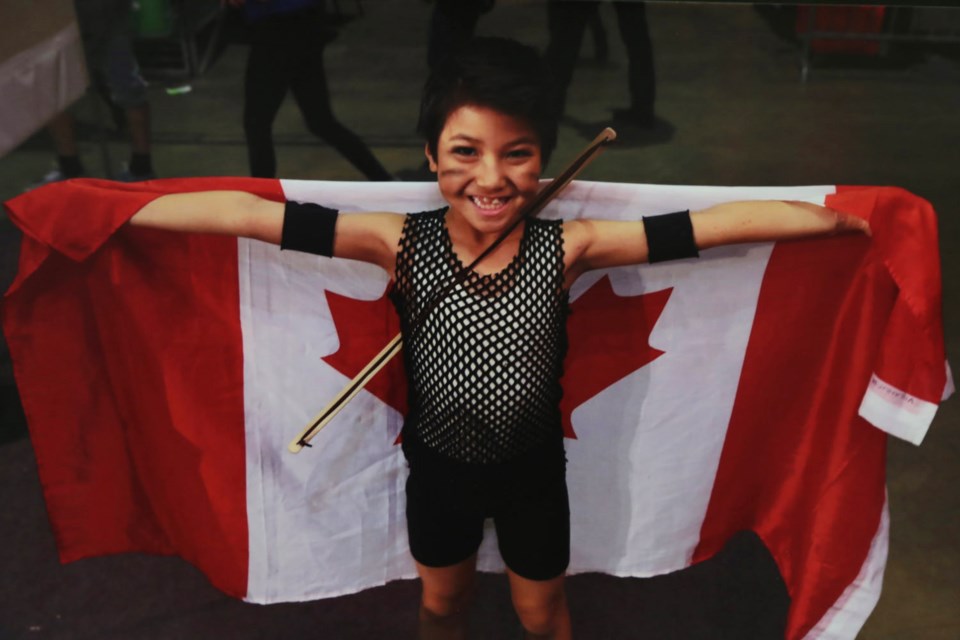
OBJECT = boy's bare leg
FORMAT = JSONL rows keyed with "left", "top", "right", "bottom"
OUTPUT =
{"left": 507, "top": 570, "right": 571, "bottom": 640}
{"left": 417, "top": 555, "right": 477, "bottom": 640}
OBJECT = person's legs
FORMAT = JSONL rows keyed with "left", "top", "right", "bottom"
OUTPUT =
{"left": 291, "top": 75, "right": 392, "bottom": 180}
{"left": 41, "top": 0, "right": 117, "bottom": 180}
{"left": 44, "top": 111, "right": 84, "bottom": 180}
{"left": 406, "top": 460, "right": 486, "bottom": 639}
{"left": 100, "top": 30, "right": 150, "bottom": 155}
{"left": 507, "top": 570, "right": 571, "bottom": 640}
{"left": 47, "top": 111, "right": 79, "bottom": 157}
{"left": 243, "top": 20, "right": 293, "bottom": 178}
{"left": 93, "top": 0, "right": 154, "bottom": 177}
{"left": 416, "top": 556, "right": 478, "bottom": 640}
{"left": 426, "top": 0, "right": 491, "bottom": 70}
{"left": 288, "top": 22, "right": 391, "bottom": 181}
{"left": 494, "top": 452, "right": 571, "bottom": 638}
{"left": 586, "top": 8, "right": 609, "bottom": 63}
{"left": 544, "top": 1, "right": 595, "bottom": 117}
{"left": 125, "top": 103, "right": 151, "bottom": 156}
{"left": 613, "top": 1, "right": 656, "bottom": 124}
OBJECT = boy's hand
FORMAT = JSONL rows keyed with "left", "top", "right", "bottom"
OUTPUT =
{"left": 830, "top": 207, "right": 872, "bottom": 236}
{"left": 778, "top": 201, "right": 872, "bottom": 238}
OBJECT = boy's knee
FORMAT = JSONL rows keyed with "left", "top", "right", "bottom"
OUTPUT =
{"left": 421, "top": 584, "right": 473, "bottom": 618}
{"left": 513, "top": 590, "right": 567, "bottom": 635}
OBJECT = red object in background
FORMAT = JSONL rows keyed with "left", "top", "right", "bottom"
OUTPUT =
{"left": 797, "top": 6, "right": 887, "bottom": 55}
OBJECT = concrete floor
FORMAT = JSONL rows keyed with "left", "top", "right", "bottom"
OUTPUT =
{"left": 1, "top": 2, "right": 957, "bottom": 638}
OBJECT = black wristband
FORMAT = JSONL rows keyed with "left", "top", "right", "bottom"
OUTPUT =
{"left": 642, "top": 210, "right": 699, "bottom": 263}
{"left": 281, "top": 201, "right": 339, "bottom": 257}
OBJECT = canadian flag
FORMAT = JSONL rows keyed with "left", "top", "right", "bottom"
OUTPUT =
{"left": 2, "top": 178, "right": 952, "bottom": 640}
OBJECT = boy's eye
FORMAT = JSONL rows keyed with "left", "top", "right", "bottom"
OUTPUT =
{"left": 506, "top": 148, "right": 535, "bottom": 159}
{"left": 451, "top": 146, "right": 477, "bottom": 157}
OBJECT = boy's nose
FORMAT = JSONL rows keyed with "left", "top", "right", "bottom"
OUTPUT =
{"left": 475, "top": 157, "right": 506, "bottom": 188}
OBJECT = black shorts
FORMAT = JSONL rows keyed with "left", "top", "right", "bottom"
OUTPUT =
{"left": 404, "top": 439, "right": 570, "bottom": 581}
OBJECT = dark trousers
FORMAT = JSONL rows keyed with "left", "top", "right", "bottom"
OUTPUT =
{"left": 546, "top": 1, "right": 655, "bottom": 119}
{"left": 427, "top": 0, "right": 495, "bottom": 69}
{"left": 243, "top": 10, "right": 391, "bottom": 180}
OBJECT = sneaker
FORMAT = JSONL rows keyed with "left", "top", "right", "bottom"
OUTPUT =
{"left": 115, "top": 163, "right": 157, "bottom": 182}
{"left": 24, "top": 167, "right": 84, "bottom": 192}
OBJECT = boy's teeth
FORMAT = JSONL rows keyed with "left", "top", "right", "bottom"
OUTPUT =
{"left": 472, "top": 196, "right": 506, "bottom": 209}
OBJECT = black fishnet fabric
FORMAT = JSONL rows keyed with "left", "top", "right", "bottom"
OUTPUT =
{"left": 390, "top": 208, "right": 569, "bottom": 464}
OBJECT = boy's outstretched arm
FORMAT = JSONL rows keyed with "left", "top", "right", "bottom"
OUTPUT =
{"left": 130, "top": 191, "right": 285, "bottom": 242}
{"left": 565, "top": 200, "right": 870, "bottom": 283}
{"left": 690, "top": 200, "right": 870, "bottom": 250}
{"left": 129, "top": 191, "right": 403, "bottom": 273}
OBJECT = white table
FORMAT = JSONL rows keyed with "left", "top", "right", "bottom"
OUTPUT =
{"left": 0, "top": 0, "right": 88, "bottom": 158}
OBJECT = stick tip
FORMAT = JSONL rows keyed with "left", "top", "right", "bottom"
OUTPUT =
{"left": 602, "top": 127, "right": 617, "bottom": 143}
{"left": 288, "top": 440, "right": 304, "bottom": 454}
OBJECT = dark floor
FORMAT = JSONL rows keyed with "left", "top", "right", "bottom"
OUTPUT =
{"left": 1, "top": 2, "right": 958, "bottom": 638}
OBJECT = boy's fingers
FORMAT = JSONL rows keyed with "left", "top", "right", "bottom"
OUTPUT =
{"left": 837, "top": 212, "right": 872, "bottom": 236}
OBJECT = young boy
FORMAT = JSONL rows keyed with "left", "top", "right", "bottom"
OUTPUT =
{"left": 130, "top": 38, "right": 868, "bottom": 640}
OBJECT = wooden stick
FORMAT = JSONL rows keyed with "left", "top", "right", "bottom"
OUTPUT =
{"left": 289, "top": 127, "right": 617, "bottom": 453}
{"left": 288, "top": 335, "right": 401, "bottom": 452}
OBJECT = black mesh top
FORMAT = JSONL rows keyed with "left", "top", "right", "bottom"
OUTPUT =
{"left": 390, "top": 208, "right": 570, "bottom": 465}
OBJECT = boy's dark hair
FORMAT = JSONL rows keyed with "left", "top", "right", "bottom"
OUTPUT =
{"left": 418, "top": 37, "right": 559, "bottom": 167}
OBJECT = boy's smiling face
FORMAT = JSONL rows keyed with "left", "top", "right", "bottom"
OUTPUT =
{"left": 426, "top": 104, "right": 543, "bottom": 239}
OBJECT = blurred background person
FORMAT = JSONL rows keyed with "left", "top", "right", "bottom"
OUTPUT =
{"left": 34, "top": 0, "right": 155, "bottom": 185}
{"left": 233, "top": 0, "right": 392, "bottom": 180}
{"left": 546, "top": 0, "right": 657, "bottom": 128}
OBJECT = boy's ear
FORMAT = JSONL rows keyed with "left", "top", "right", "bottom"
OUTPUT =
{"left": 424, "top": 144, "right": 438, "bottom": 173}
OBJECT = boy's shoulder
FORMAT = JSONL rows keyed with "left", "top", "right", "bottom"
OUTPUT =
{"left": 530, "top": 216, "right": 562, "bottom": 227}
{"left": 529, "top": 217, "right": 564, "bottom": 234}
{"left": 401, "top": 207, "right": 449, "bottom": 228}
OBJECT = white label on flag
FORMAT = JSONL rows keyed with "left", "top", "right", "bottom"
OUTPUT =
{"left": 859, "top": 374, "right": 940, "bottom": 445}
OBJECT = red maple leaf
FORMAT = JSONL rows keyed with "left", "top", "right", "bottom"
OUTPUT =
{"left": 559, "top": 278, "right": 671, "bottom": 438}
{"left": 322, "top": 289, "right": 408, "bottom": 418}
{"left": 321, "top": 276, "right": 671, "bottom": 440}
